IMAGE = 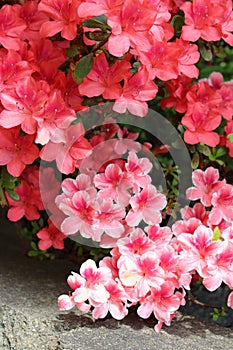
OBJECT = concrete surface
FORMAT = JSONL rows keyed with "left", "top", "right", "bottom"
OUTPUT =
{"left": 0, "top": 210, "right": 233, "bottom": 350}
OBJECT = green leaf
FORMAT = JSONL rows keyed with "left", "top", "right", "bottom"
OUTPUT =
{"left": 216, "top": 159, "right": 225, "bottom": 166}
{"left": 6, "top": 189, "right": 20, "bottom": 201}
{"left": 209, "top": 154, "right": 215, "bottom": 161}
{"left": 213, "top": 227, "right": 221, "bottom": 241}
{"left": 74, "top": 53, "right": 93, "bottom": 83}
{"left": 0, "top": 186, "right": 7, "bottom": 206}
{"left": 213, "top": 45, "right": 227, "bottom": 59}
{"left": 82, "top": 16, "right": 110, "bottom": 29}
{"left": 67, "top": 45, "right": 79, "bottom": 58}
{"left": 28, "top": 250, "right": 38, "bottom": 257}
{"left": 227, "top": 133, "right": 233, "bottom": 143}
{"left": 197, "top": 144, "right": 211, "bottom": 156}
{"left": 191, "top": 152, "right": 200, "bottom": 169}
{"left": 3, "top": 181, "right": 17, "bottom": 189}
{"left": 1, "top": 167, "right": 18, "bottom": 184}
{"left": 200, "top": 45, "right": 213, "bottom": 62}
{"left": 216, "top": 147, "right": 227, "bottom": 158}
{"left": 30, "top": 241, "right": 37, "bottom": 250}
{"left": 171, "top": 15, "right": 184, "bottom": 35}
{"left": 85, "top": 31, "right": 110, "bottom": 41}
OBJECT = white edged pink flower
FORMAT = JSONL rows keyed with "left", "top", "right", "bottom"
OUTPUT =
{"left": 176, "top": 225, "right": 225, "bottom": 277}
{"left": 137, "top": 282, "right": 181, "bottom": 327}
{"left": 117, "top": 228, "right": 153, "bottom": 256}
{"left": 92, "top": 196, "right": 126, "bottom": 238}
{"left": 125, "top": 151, "right": 152, "bottom": 189}
{"left": 91, "top": 280, "right": 128, "bottom": 320}
{"left": 118, "top": 252, "right": 165, "bottom": 298}
{"left": 202, "top": 242, "right": 233, "bottom": 291}
{"left": 94, "top": 163, "right": 132, "bottom": 206}
{"left": 126, "top": 184, "right": 167, "bottom": 226}
{"left": 186, "top": 167, "right": 225, "bottom": 206}
{"left": 209, "top": 184, "right": 233, "bottom": 225}
{"left": 72, "top": 259, "right": 112, "bottom": 305}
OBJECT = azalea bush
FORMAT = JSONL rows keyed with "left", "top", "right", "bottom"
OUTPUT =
{"left": 0, "top": 0, "right": 233, "bottom": 333}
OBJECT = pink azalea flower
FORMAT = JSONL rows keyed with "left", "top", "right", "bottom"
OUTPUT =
{"left": 202, "top": 243, "right": 233, "bottom": 291}
{"left": 0, "top": 76, "right": 50, "bottom": 135}
{"left": 181, "top": 81, "right": 223, "bottom": 146}
{"left": 99, "top": 221, "right": 133, "bottom": 248}
{"left": 78, "top": 0, "right": 123, "bottom": 19}
{"left": 79, "top": 53, "right": 131, "bottom": 100}
{"left": 209, "top": 184, "right": 233, "bottom": 225}
{"left": 220, "top": 4, "right": 233, "bottom": 46}
{"left": 177, "top": 226, "right": 224, "bottom": 277}
{"left": 38, "top": 0, "right": 82, "bottom": 40}
{"left": 0, "top": 4, "right": 26, "bottom": 50}
{"left": 61, "top": 174, "right": 95, "bottom": 197}
{"left": 91, "top": 280, "right": 128, "bottom": 320}
{"left": 58, "top": 190, "right": 99, "bottom": 239}
{"left": 56, "top": 71, "right": 85, "bottom": 112}
{"left": 19, "top": 0, "right": 49, "bottom": 41}
{"left": 125, "top": 151, "right": 152, "bottom": 189}
{"left": 216, "top": 84, "right": 233, "bottom": 121}
{"left": 72, "top": 259, "right": 112, "bottom": 304}
{"left": 34, "top": 89, "right": 76, "bottom": 145}
{"left": 172, "top": 218, "right": 202, "bottom": 237}
{"left": 94, "top": 163, "right": 131, "bottom": 206}
{"left": 136, "top": 40, "right": 180, "bottom": 81}
{"left": 114, "top": 127, "right": 140, "bottom": 155}
{"left": 58, "top": 294, "right": 76, "bottom": 311}
{"left": 176, "top": 39, "right": 200, "bottom": 78}
{"left": 137, "top": 282, "right": 181, "bottom": 328}
{"left": 113, "top": 66, "right": 158, "bottom": 117}
{"left": 58, "top": 272, "right": 91, "bottom": 313}
{"left": 180, "top": 203, "right": 209, "bottom": 226}
{"left": 28, "top": 38, "right": 66, "bottom": 82}
{"left": 92, "top": 197, "right": 126, "bottom": 238}
{"left": 186, "top": 167, "right": 224, "bottom": 207}
{"left": 181, "top": 0, "right": 223, "bottom": 42}
{"left": 117, "top": 228, "right": 153, "bottom": 256}
{"left": 40, "top": 123, "right": 92, "bottom": 174}
{"left": 126, "top": 185, "right": 167, "bottom": 226}
{"left": 58, "top": 293, "right": 91, "bottom": 313}
{"left": 118, "top": 252, "right": 165, "bottom": 298}
{"left": 0, "top": 49, "right": 34, "bottom": 93}
{"left": 0, "top": 126, "right": 39, "bottom": 177}
{"left": 222, "top": 225, "right": 233, "bottom": 242}
{"left": 106, "top": 0, "right": 158, "bottom": 57}
{"left": 146, "top": 225, "right": 172, "bottom": 247}
{"left": 7, "top": 179, "right": 44, "bottom": 222}
{"left": 37, "top": 219, "right": 66, "bottom": 250}
{"left": 160, "top": 75, "right": 192, "bottom": 113}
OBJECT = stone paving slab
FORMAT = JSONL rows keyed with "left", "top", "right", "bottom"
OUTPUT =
{"left": 1, "top": 211, "right": 233, "bottom": 350}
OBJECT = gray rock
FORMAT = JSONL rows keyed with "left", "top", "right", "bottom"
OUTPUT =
{"left": 1, "top": 211, "right": 233, "bottom": 350}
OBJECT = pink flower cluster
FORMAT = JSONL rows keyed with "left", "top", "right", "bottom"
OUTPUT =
{"left": 6, "top": 166, "right": 44, "bottom": 222}
{"left": 58, "top": 166, "right": 233, "bottom": 332}
{"left": 56, "top": 151, "right": 167, "bottom": 246}
{"left": 161, "top": 71, "right": 233, "bottom": 147}
{"left": 58, "top": 227, "right": 187, "bottom": 333}
{"left": 174, "top": 166, "right": 233, "bottom": 308}
{"left": 0, "top": 0, "right": 232, "bottom": 334}
{"left": 0, "top": 0, "right": 232, "bottom": 178}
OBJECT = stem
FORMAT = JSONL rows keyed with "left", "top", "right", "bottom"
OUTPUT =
{"left": 14, "top": 222, "right": 28, "bottom": 253}
{"left": 91, "top": 37, "right": 110, "bottom": 54}
{"left": 187, "top": 290, "right": 223, "bottom": 309}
